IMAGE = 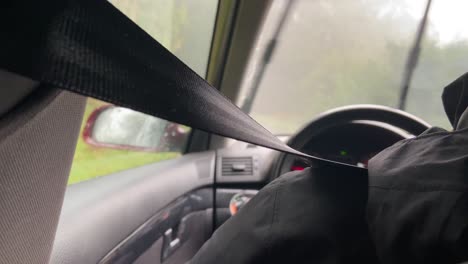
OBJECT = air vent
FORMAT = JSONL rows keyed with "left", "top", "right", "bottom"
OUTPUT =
{"left": 221, "top": 157, "right": 254, "bottom": 176}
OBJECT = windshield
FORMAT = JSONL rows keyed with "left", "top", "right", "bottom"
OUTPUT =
{"left": 239, "top": 0, "right": 468, "bottom": 134}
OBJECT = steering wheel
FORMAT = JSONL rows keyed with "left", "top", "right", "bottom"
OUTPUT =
{"left": 274, "top": 104, "right": 431, "bottom": 177}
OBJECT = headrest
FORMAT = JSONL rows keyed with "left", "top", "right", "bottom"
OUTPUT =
{"left": 0, "top": 70, "right": 37, "bottom": 117}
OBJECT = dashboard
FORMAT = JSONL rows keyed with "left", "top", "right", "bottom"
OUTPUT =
{"left": 288, "top": 121, "right": 409, "bottom": 170}
{"left": 216, "top": 105, "right": 431, "bottom": 183}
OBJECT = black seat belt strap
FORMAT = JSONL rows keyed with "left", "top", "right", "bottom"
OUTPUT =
{"left": 0, "top": 0, "right": 358, "bottom": 168}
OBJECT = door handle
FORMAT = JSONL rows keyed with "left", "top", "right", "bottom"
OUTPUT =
{"left": 161, "top": 227, "right": 181, "bottom": 261}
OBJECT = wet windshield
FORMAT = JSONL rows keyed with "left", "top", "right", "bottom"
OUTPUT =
{"left": 239, "top": 0, "right": 468, "bottom": 134}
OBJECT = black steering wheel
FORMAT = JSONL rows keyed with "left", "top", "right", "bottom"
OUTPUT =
{"left": 274, "top": 104, "right": 431, "bottom": 177}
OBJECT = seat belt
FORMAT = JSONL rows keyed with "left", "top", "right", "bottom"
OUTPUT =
{"left": 0, "top": 0, "right": 359, "bottom": 169}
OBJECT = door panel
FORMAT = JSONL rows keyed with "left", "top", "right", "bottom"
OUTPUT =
{"left": 99, "top": 190, "right": 213, "bottom": 264}
{"left": 50, "top": 151, "right": 215, "bottom": 264}
{"left": 134, "top": 210, "right": 212, "bottom": 264}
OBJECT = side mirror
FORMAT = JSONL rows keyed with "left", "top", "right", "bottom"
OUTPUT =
{"left": 83, "top": 105, "right": 189, "bottom": 152}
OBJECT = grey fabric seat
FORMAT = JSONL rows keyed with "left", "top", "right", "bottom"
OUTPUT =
{"left": 0, "top": 70, "right": 85, "bottom": 264}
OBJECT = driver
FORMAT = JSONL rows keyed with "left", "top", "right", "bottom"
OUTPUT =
{"left": 190, "top": 73, "right": 468, "bottom": 264}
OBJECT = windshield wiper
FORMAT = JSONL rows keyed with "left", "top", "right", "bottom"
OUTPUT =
{"left": 244, "top": 0, "right": 432, "bottom": 112}
{"left": 241, "top": 0, "right": 295, "bottom": 113}
{"left": 398, "top": 0, "right": 433, "bottom": 110}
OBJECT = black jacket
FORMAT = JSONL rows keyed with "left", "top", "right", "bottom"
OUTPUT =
{"left": 191, "top": 74, "right": 468, "bottom": 264}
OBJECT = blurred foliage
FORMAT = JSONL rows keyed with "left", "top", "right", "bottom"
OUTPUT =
{"left": 110, "top": 0, "right": 217, "bottom": 76}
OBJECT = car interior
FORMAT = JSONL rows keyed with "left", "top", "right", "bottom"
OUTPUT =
{"left": 1, "top": 0, "right": 468, "bottom": 263}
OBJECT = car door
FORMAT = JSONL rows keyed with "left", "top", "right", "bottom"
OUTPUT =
{"left": 49, "top": 100, "right": 275, "bottom": 264}
{"left": 49, "top": 98, "right": 217, "bottom": 264}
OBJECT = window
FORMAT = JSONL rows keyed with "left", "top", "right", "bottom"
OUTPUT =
{"left": 239, "top": 0, "right": 468, "bottom": 134}
{"left": 69, "top": 0, "right": 218, "bottom": 185}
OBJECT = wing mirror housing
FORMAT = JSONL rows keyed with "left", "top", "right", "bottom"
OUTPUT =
{"left": 83, "top": 105, "right": 189, "bottom": 152}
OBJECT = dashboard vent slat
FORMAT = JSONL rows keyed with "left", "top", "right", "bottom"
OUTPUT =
{"left": 221, "top": 157, "right": 254, "bottom": 176}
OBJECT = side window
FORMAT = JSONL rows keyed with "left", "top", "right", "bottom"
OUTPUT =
{"left": 68, "top": 98, "right": 190, "bottom": 185}
{"left": 68, "top": 0, "right": 219, "bottom": 184}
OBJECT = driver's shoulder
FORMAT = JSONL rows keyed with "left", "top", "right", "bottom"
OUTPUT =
{"left": 368, "top": 126, "right": 468, "bottom": 191}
